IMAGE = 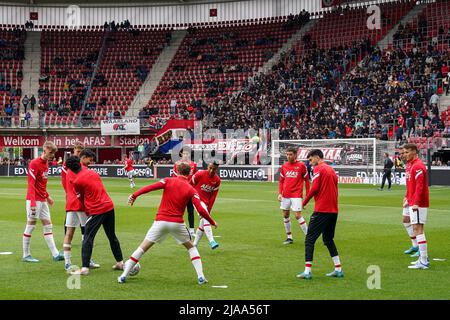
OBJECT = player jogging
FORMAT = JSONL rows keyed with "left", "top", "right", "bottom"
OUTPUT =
{"left": 62, "top": 142, "right": 85, "bottom": 240}
{"left": 192, "top": 162, "right": 221, "bottom": 249}
{"left": 173, "top": 148, "right": 198, "bottom": 236}
{"left": 297, "top": 149, "right": 343, "bottom": 280}
{"left": 278, "top": 146, "right": 310, "bottom": 244}
{"left": 62, "top": 150, "right": 100, "bottom": 271}
{"left": 123, "top": 155, "right": 136, "bottom": 188}
{"left": 66, "top": 155, "right": 124, "bottom": 276}
{"left": 403, "top": 144, "right": 430, "bottom": 270}
{"left": 22, "top": 141, "right": 64, "bottom": 262}
{"left": 400, "top": 147, "right": 419, "bottom": 257}
{"left": 118, "top": 162, "right": 217, "bottom": 285}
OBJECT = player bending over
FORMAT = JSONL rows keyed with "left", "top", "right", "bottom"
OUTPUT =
{"left": 278, "top": 146, "right": 310, "bottom": 244}
{"left": 119, "top": 162, "right": 217, "bottom": 285}
{"left": 62, "top": 150, "right": 100, "bottom": 271}
{"left": 66, "top": 155, "right": 124, "bottom": 276}
{"left": 123, "top": 155, "right": 136, "bottom": 188}
{"left": 23, "top": 141, "right": 64, "bottom": 262}
{"left": 192, "top": 162, "right": 221, "bottom": 249}
{"left": 403, "top": 144, "right": 430, "bottom": 270}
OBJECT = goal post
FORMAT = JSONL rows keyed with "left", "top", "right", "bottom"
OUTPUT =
{"left": 271, "top": 138, "right": 396, "bottom": 185}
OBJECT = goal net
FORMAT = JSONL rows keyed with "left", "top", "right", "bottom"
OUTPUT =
{"left": 271, "top": 138, "right": 397, "bottom": 184}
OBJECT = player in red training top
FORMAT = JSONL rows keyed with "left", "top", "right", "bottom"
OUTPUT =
{"left": 123, "top": 155, "right": 136, "bottom": 188}
{"left": 403, "top": 144, "right": 430, "bottom": 270}
{"left": 192, "top": 162, "right": 221, "bottom": 249}
{"left": 400, "top": 147, "right": 419, "bottom": 257}
{"left": 119, "top": 162, "right": 217, "bottom": 285}
{"left": 173, "top": 148, "right": 198, "bottom": 236}
{"left": 66, "top": 154, "right": 124, "bottom": 276}
{"left": 61, "top": 142, "right": 85, "bottom": 239}
{"left": 22, "top": 141, "right": 64, "bottom": 263}
{"left": 278, "top": 146, "right": 310, "bottom": 245}
{"left": 62, "top": 149, "right": 100, "bottom": 272}
{"left": 297, "top": 149, "right": 343, "bottom": 280}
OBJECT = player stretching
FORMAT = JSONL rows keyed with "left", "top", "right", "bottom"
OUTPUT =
{"left": 400, "top": 147, "right": 419, "bottom": 256}
{"left": 118, "top": 162, "right": 217, "bottom": 285}
{"left": 124, "top": 155, "right": 136, "bottom": 188}
{"left": 278, "top": 146, "right": 310, "bottom": 244}
{"left": 22, "top": 141, "right": 64, "bottom": 262}
{"left": 192, "top": 162, "right": 221, "bottom": 249}
{"left": 297, "top": 149, "right": 343, "bottom": 279}
{"left": 403, "top": 144, "right": 430, "bottom": 270}
{"left": 66, "top": 155, "right": 124, "bottom": 276}
{"left": 62, "top": 142, "right": 85, "bottom": 240}
{"left": 173, "top": 148, "right": 198, "bottom": 236}
{"left": 63, "top": 150, "right": 100, "bottom": 271}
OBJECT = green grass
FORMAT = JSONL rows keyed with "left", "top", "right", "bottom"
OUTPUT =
{"left": 0, "top": 177, "right": 449, "bottom": 300}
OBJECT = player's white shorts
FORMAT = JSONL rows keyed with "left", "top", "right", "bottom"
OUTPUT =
{"left": 145, "top": 221, "right": 191, "bottom": 244}
{"left": 280, "top": 197, "right": 303, "bottom": 212}
{"left": 26, "top": 200, "right": 50, "bottom": 221}
{"left": 65, "top": 211, "right": 88, "bottom": 228}
{"left": 127, "top": 170, "right": 135, "bottom": 179}
{"left": 409, "top": 207, "right": 428, "bottom": 225}
{"left": 402, "top": 206, "right": 410, "bottom": 217}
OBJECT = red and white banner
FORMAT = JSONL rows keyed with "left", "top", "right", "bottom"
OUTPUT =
{"left": 0, "top": 136, "right": 45, "bottom": 147}
{"left": 296, "top": 148, "right": 343, "bottom": 161}
{"left": 48, "top": 135, "right": 111, "bottom": 147}
{"left": 112, "top": 135, "right": 155, "bottom": 147}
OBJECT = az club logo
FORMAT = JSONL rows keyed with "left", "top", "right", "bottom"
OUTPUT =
{"left": 113, "top": 124, "right": 126, "bottom": 131}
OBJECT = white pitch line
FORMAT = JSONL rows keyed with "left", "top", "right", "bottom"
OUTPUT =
{"left": 433, "top": 258, "right": 446, "bottom": 261}
{"left": 212, "top": 285, "right": 228, "bottom": 288}
{"left": 0, "top": 252, "right": 13, "bottom": 255}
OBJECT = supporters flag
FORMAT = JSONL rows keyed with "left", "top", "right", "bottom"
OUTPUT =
{"left": 30, "top": 12, "right": 38, "bottom": 20}
{"left": 322, "top": 0, "right": 343, "bottom": 8}
{"left": 209, "top": 8, "right": 217, "bottom": 17}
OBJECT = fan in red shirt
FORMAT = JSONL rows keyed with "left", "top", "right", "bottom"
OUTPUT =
{"left": 61, "top": 142, "right": 85, "bottom": 240}
{"left": 403, "top": 143, "right": 430, "bottom": 270}
{"left": 278, "top": 146, "right": 310, "bottom": 245}
{"left": 22, "top": 141, "right": 64, "bottom": 263}
{"left": 119, "top": 162, "right": 217, "bottom": 285}
{"left": 297, "top": 149, "right": 343, "bottom": 280}
{"left": 192, "top": 162, "right": 221, "bottom": 249}
{"left": 172, "top": 148, "right": 198, "bottom": 236}
{"left": 66, "top": 152, "right": 124, "bottom": 276}
{"left": 123, "top": 155, "right": 136, "bottom": 188}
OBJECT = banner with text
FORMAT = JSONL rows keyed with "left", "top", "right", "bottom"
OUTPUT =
{"left": 101, "top": 118, "right": 140, "bottom": 136}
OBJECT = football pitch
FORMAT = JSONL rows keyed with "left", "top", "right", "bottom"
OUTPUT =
{"left": 0, "top": 177, "right": 449, "bottom": 300}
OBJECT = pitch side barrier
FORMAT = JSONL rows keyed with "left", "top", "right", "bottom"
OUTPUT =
{"left": 1, "top": 165, "right": 450, "bottom": 186}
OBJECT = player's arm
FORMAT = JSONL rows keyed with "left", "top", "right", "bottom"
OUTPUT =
{"left": 27, "top": 162, "right": 38, "bottom": 214}
{"left": 73, "top": 182, "right": 84, "bottom": 205}
{"left": 412, "top": 167, "right": 425, "bottom": 209}
{"left": 278, "top": 167, "right": 284, "bottom": 201}
{"left": 191, "top": 171, "right": 199, "bottom": 186}
{"left": 172, "top": 163, "right": 178, "bottom": 177}
{"left": 128, "top": 179, "right": 166, "bottom": 205}
{"left": 303, "top": 166, "right": 310, "bottom": 195}
{"left": 303, "top": 170, "right": 321, "bottom": 208}
{"left": 61, "top": 166, "right": 68, "bottom": 193}
{"left": 208, "top": 181, "right": 220, "bottom": 212}
{"left": 191, "top": 193, "right": 216, "bottom": 227}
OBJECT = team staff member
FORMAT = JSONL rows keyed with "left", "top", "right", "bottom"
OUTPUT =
{"left": 66, "top": 155, "right": 124, "bottom": 276}
{"left": 297, "top": 149, "right": 343, "bottom": 280}
{"left": 378, "top": 152, "right": 394, "bottom": 191}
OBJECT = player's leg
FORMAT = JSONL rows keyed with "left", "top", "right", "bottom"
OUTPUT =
{"left": 187, "top": 200, "right": 195, "bottom": 236}
{"left": 297, "top": 212, "right": 324, "bottom": 279}
{"left": 202, "top": 220, "right": 218, "bottom": 249}
{"left": 118, "top": 221, "right": 166, "bottom": 283}
{"left": 183, "top": 240, "right": 208, "bottom": 284}
{"left": 77, "top": 214, "right": 104, "bottom": 275}
{"left": 23, "top": 201, "right": 38, "bottom": 262}
{"left": 402, "top": 208, "right": 418, "bottom": 254}
{"left": 378, "top": 173, "right": 386, "bottom": 190}
{"left": 128, "top": 171, "right": 135, "bottom": 188}
{"left": 387, "top": 172, "right": 392, "bottom": 190}
{"left": 293, "top": 198, "right": 307, "bottom": 235}
{"left": 322, "top": 214, "right": 343, "bottom": 277}
{"left": 409, "top": 208, "right": 428, "bottom": 269}
{"left": 101, "top": 209, "right": 124, "bottom": 270}
{"left": 77, "top": 212, "right": 99, "bottom": 268}
{"left": 40, "top": 202, "right": 63, "bottom": 261}
{"left": 64, "top": 212, "right": 79, "bottom": 270}
{"left": 193, "top": 218, "right": 205, "bottom": 247}
{"left": 280, "top": 198, "right": 293, "bottom": 244}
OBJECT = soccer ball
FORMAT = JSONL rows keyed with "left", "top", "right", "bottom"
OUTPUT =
{"left": 129, "top": 262, "right": 141, "bottom": 276}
